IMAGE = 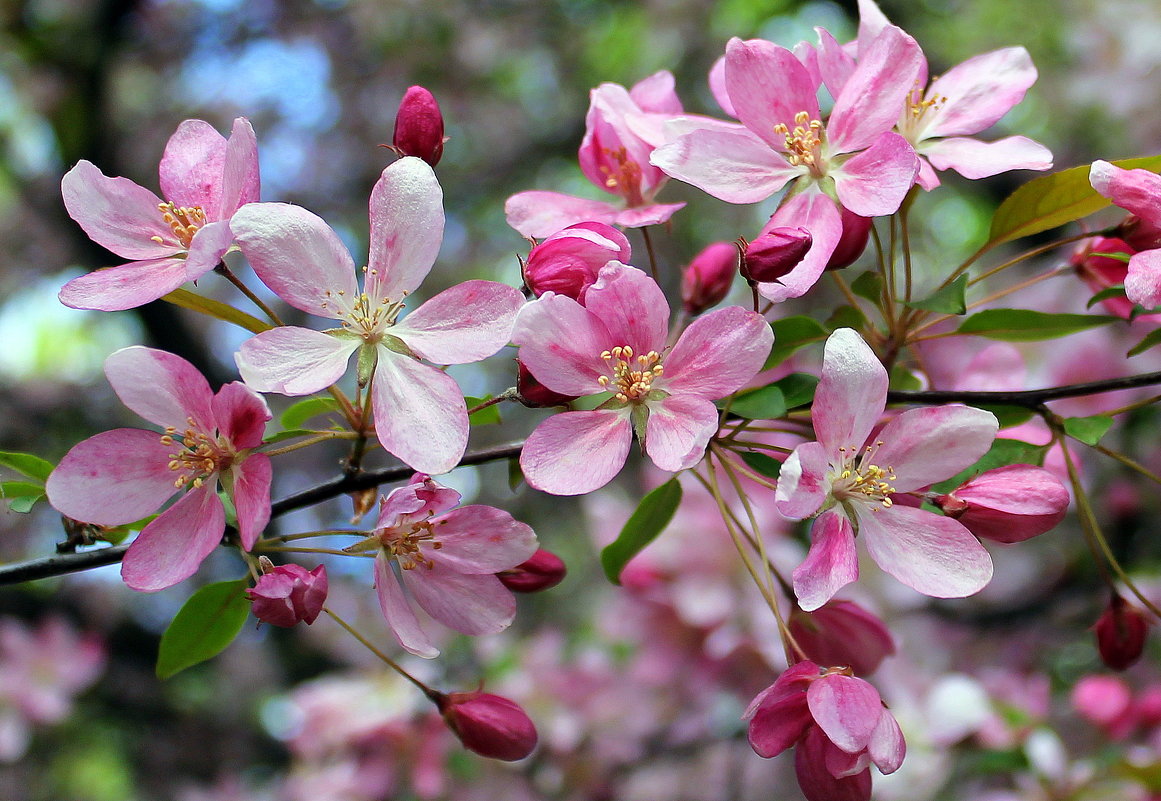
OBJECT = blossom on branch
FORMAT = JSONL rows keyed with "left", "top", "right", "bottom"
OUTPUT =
{"left": 1089, "top": 160, "right": 1161, "bottom": 309}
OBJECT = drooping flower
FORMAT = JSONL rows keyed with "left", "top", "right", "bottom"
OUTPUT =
{"left": 506, "top": 72, "right": 686, "bottom": 238}
{"left": 435, "top": 691, "right": 538, "bottom": 761}
{"left": 46, "top": 347, "right": 272, "bottom": 591}
{"left": 787, "top": 599, "right": 896, "bottom": 675}
{"left": 246, "top": 560, "right": 329, "bottom": 627}
{"left": 775, "top": 328, "right": 996, "bottom": 610}
{"left": 344, "top": 474, "right": 538, "bottom": 658}
{"left": 232, "top": 156, "right": 524, "bottom": 475}
{"left": 1089, "top": 160, "right": 1161, "bottom": 309}
{"left": 59, "top": 118, "right": 259, "bottom": 311}
{"left": 513, "top": 263, "right": 773, "bottom": 495}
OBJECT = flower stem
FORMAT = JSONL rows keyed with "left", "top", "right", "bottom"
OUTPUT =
{"left": 323, "top": 607, "right": 437, "bottom": 698}
{"left": 215, "top": 263, "right": 285, "bottom": 326}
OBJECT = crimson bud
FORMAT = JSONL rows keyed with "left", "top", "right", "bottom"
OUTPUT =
{"left": 392, "top": 86, "right": 445, "bottom": 166}
{"left": 497, "top": 548, "right": 567, "bottom": 593}
{"left": 1095, "top": 593, "right": 1150, "bottom": 671}
{"left": 935, "top": 464, "right": 1069, "bottom": 543}
{"left": 740, "top": 227, "right": 812, "bottom": 284}
{"left": 681, "top": 241, "right": 738, "bottom": 314}
{"left": 437, "top": 691, "right": 538, "bottom": 761}
{"left": 246, "top": 560, "right": 328, "bottom": 627}
{"left": 825, "top": 208, "right": 873, "bottom": 271}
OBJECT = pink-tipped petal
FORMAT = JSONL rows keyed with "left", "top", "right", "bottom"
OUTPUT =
{"left": 644, "top": 394, "right": 719, "bottom": 472}
{"left": 807, "top": 674, "right": 882, "bottom": 753}
{"left": 392, "top": 280, "right": 524, "bottom": 364}
{"left": 924, "top": 47, "right": 1038, "bottom": 138}
{"left": 628, "top": 70, "right": 683, "bottom": 115}
{"left": 815, "top": 27, "right": 857, "bottom": 99}
{"left": 236, "top": 327, "right": 358, "bottom": 395}
{"left": 366, "top": 157, "right": 445, "bottom": 302}
{"left": 58, "top": 257, "right": 192, "bottom": 312}
{"left": 428, "top": 506, "right": 539, "bottom": 573}
{"left": 792, "top": 510, "right": 860, "bottom": 612}
{"left": 795, "top": 727, "right": 873, "bottom": 801}
{"left": 1091, "top": 161, "right": 1161, "bottom": 227}
{"left": 661, "top": 305, "right": 773, "bottom": 398}
{"left": 583, "top": 265, "right": 669, "bottom": 355}
{"left": 231, "top": 453, "right": 272, "bottom": 550}
{"left": 159, "top": 119, "right": 227, "bottom": 212}
{"left": 217, "top": 118, "right": 260, "bottom": 217}
{"left": 104, "top": 346, "right": 215, "bottom": 432}
{"left": 748, "top": 692, "right": 813, "bottom": 758}
{"left": 829, "top": 25, "right": 923, "bottom": 153}
{"left": 520, "top": 410, "right": 632, "bottom": 496}
{"left": 725, "top": 38, "right": 820, "bottom": 148}
{"left": 833, "top": 132, "right": 919, "bottom": 217}
{"left": 372, "top": 351, "right": 467, "bottom": 475}
{"left": 61, "top": 161, "right": 174, "bottom": 259}
{"left": 873, "top": 405, "right": 998, "bottom": 491}
{"left": 923, "top": 136, "right": 1052, "bottom": 179}
{"left": 756, "top": 191, "right": 844, "bottom": 302}
{"left": 504, "top": 191, "right": 621, "bottom": 239}
{"left": 211, "top": 382, "right": 271, "bottom": 450}
{"left": 404, "top": 566, "right": 516, "bottom": 636}
{"left": 375, "top": 553, "right": 439, "bottom": 658}
{"left": 1125, "top": 249, "right": 1161, "bottom": 308}
{"left": 812, "top": 329, "right": 888, "bottom": 455}
{"left": 650, "top": 127, "right": 798, "bottom": 204}
{"left": 121, "top": 485, "right": 226, "bottom": 592}
{"left": 512, "top": 293, "right": 613, "bottom": 396}
{"left": 707, "top": 55, "right": 736, "bottom": 117}
{"left": 612, "top": 202, "right": 687, "bottom": 228}
{"left": 868, "top": 708, "right": 906, "bottom": 774}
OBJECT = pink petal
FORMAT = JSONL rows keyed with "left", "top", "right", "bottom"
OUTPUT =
{"left": 583, "top": 264, "right": 669, "bottom": 355}
{"left": 792, "top": 510, "right": 859, "bottom": 612}
{"left": 378, "top": 474, "right": 462, "bottom": 523}
{"left": 504, "top": 191, "right": 621, "bottom": 239}
{"left": 748, "top": 692, "right": 813, "bottom": 758}
{"left": 612, "top": 201, "right": 686, "bottom": 228}
{"left": 58, "top": 257, "right": 191, "bottom": 312}
{"left": 924, "top": 47, "right": 1038, "bottom": 138}
{"left": 650, "top": 127, "right": 798, "bottom": 204}
{"left": 1125, "top": 249, "right": 1161, "bottom": 308}
{"left": 776, "top": 442, "right": 833, "bottom": 520}
{"left": 231, "top": 453, "right": 272, "bottom": 550}
{"left": 868, "top": 708, "right": 906, "bottom": 774}
{"left": 725, "top": 37, "right": 820, "bottom": 148}
{"left": 61, "top": 161, "right": 174, "bottom": 259}
{"left": 873, "top": 405, "right": 998, "bottom": 491}
{"left": 644, "top": 394, "right": 719, "bottom": 471}
{"left": 916, "top": 157, "right": 941, "bottom": 191}
{"left": 366, "top": 157, "right": 445, "bottom": 302}
{"left": 1090, "top": 161, "right": 1161, "bottom": 227}
{"left": 923, "top": 136, "right": 1052, "bottom": 180}
{"left": 375, "top": 553, "right": 439, "bottom": 658}
{"left": 183, "top": 219, "right": 236, "bottom": 279}
{"left": 235, "top": 327, "right": 358, "bottom": 395}
{"left": 808, "top": 674, "right": 882, "bottom": 753}
{"left": 121, "top": 485, "right": 226, "bottom": 592}
{"left": 629, "top": 70, "right": 683, "bottom": 114}
{"left": 159, "top": 119, "right": 227, "bottom": 212}
{"left": 829, "top": 25, "right": 923, "bottom": 153}
{"left": 707, "top": 55, "right": 736, "bottom": 117}
{"left": 832, "top": 132, "right": 919, "bottom": 217}
{"left": 217, "top": 118, "right": 260, "bottom": 217}
{"left": 795, "top": 727, "right": 873, "bottom": 801}
{"left": 812, "top": 329, "right": 887, "bottom": 456}
{"left": 815, "top": 27, "right": 857, "bottom": 99}
{"left": 511, "top": 293, "right": 614, "bottom": 396}
{"left": 372, "top": 350, "right": 467, "bottom": 475}
{"left": 858, "top": 505, "right": 993, "bottom": 599}
{"left": 661, "top": 305, "right": 773, "bottom": 398}
{"left": 392, "top": 280, "right": 523, "bottom": 364}
{"left": 231, "top": 203, "right": 356, "bottom": 317}
{"left": 428, "top": 506, "right": 539, "bottom": 573}
{"left": 403, "top": 565, "right": 516, "bottom": 636}
{"left": 520, "top": 410, "right": 632, "bottom": 495}
{"left": 104, "top": 346, "right": 215, "bottom": 432}
{"left": 825, "top": 745, "right": 870, "bottom": 779}
{"left": 855, "top": 0, "right": 893, "bottom": 49}
{"left": 46, "top": 428, "right": 175, "bottom": 526}
{"left": 756, "top": 191, "right": 843, "bottom": 302}
{"left": 211, "top": 382, "right": 271, "bottom": 450}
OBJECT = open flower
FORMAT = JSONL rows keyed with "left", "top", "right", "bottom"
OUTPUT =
{"left": 775, "top": 328, "right": 996, "bottom": 610}
{"left": 1089, "top": 160, "right": 1161, "bottom": 308}
{"left": 513, "top": 263, "right": 772, "bottom": 495}
{"left": 232, "top": 157, "right": 524, "bottom": 474}
{"left": 345, "top": 474, "right": 538, "bottom": 658}
{"left": 59, "top": 118, "right": 259, "bottom": 311}
{"left": 46, "top": 347, "right": 272, "bottom": 591}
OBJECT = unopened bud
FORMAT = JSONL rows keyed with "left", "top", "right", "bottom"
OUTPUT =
{"left": 681, "top": 241, "right": 738, "bottom": 314}
{"left": 825, "top": 208, "right": 873, "bottom": 271}
{"left": 246, "top": 562, "right": 328, "bottom": 627}
{"left": 740, "top": 227, "right": 812, "bottom": 284}
{"left": 516, "top": 361, "right": 579, "bottom": 408}
{"left": 787, "top": 599, "right": 896, "bottom": 675}
{"left": 523, "top": 222, "right": 630, "bottom": 302}
{"left": 392, "top": 86, "right": 445, "bottom": 166}
{"left": 1095, "top": 593, "right": 1150, "bottom": 671}
{"left": 1071, "top": 236, "right": 1135, "bottom": 318}
{"left": 497, "top": 548, "right": 567, "bottom": 592}
{"left": 1119, "top": 213, "right": 1161, "bottom": 252}
{"left": 437, "top": 691, "right": 538, "bottom": 761}
{"left": 935, "top": 464, "right": 1068, "bottom": 543}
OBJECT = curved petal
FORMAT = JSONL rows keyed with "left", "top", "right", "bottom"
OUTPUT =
{"left": 1090, "top": 161, "right": 1161, "bottom": 226}
{"left": 662, "top": 305, "right": 772, "bottom": 398}
{"left": 372, "top": 351, "right": 467, "bottom": 475}
{"left": 795, "top": 727, "right": 873, "bottom": 801}
{"left": 1125, "top": 249, "right": 1161, "bottom": 308}
{"left": 46, "top": 429, "right": 175, "bottom": 526}
{"left": 236, "top": 327, "right": 358, "bottom": 395}
{"left": 612, "top": 201, "right": 686, "bottom": 228}
{"left": 829, "top": 25, "right": 923, "bottom": 153}
{"left": 707, "top": 56, "right": 736, "bottom": 117}
{"left": 183, "top": 220, "right": 236, "bottom": 280}
{"left": 644, "top": 394, "right": 719, "bottom": 471}
{"left": 104, "top": 346, "right": 215, "bottom": 432}
{"left": 923, "top": 136, "right": 1052, "bottom": 180}
{"left": 520, "top": 410, "right": 632, "bottom": 495}
{"left": 121, "top": 485, "right": 226, "bottom": 592}
{"left": 366, "top": 157, "right": 445, "bottom": 302}
{"left": 807, "top": 674, "right": 882, "bottom": 754}
{"left": 393, "top": 280, "right": 524, "bottom": 364}
{"left": 403, "top": 566, "right": 516, "bottom": 636}
{"left": 858, "top": 504, "right": 993, "bottom": 599}
{"left": 748, "top": 693, "right": 812, "bottom": 758}
{"left": 511, "top": 293, "right": 612, "bottom": 396}
{"left": 792, "top": 510, "right": 859, "bottom": 612}
{"left": 813, "top": 329, "right": 887, "bottom": 455}
{"left": 58, "top": 257, "right": 190, "bottom": 312}
{"left": 230, "top": 453, "right": 272, "bottom": 550}
{"left": 504, "top": 191, "right": 620, "bottom": 239}
{"left": 217, "top": 117, "right": 260, "bottom": 217}
{"left": 868, "top": 708, "right": 906, "bottom": 774}
{"left": 428, "top": 506, "right": 539, "bottom": 573}
{"left": 159, "top": 119, "right": 227, "bottom": 212}
{"left": 756, "top": 191, "right": 843, "bottom": 302}
{"left": 629, "top": 70, "right": 682, "bottom": 115}
{"left": 61, "top": 161, "right": 173, "bottom": 259}
{"left": 924, "top": 47, "right": 1038, "bottom": 138}
{"left": 776, "top": 442, "right": 833, "bottom": 520}
{"left": 725, "top": 37, "right": 820, "bottom": 148}
{"left": 650, "top": 128, "right": 798, "bottom": 204}
{"left": 873, "top": 405, "right": 998, "bottom": 491}
{"left": 816, "top": 27, "right": 857, "bottom": 100}
{"left": 375, "top": 553, "right": 439, "bottom": 658}
{"left": 231, "top": 203, "right": 356, "bottom": 317}
{"left": 211, "top": 382, "right": 271, "bottom": 450}
{"left": 583, "top": 264, "right": 669, "bottom": 354}
{"left": 832, "top": 132, "right": 919, "bottom": 217}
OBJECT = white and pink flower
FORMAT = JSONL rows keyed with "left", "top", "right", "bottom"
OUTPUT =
{"left": 1089, "top": 160, "right": 1161, "bottom": 309}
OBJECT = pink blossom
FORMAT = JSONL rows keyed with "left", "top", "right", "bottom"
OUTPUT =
{"left": 232, "top": 157, "right": 524, "bottom": 475}
{"left": 1071, "top": 236, "right": 1137, "bottom": 318}
{"left": 1072, "top": 675, "right": 1136, "bottom": 739}
{"left": 505, "top": 72, "right": 686, "bottom": 238}
{"left": 775, "top": 328, "right": 996, "bottom": 610}
{"left": 345, "top": 474, "right": 538, "bottom": 658}
{"left": 436, "top": 691, "right": 538, "bottom": 761}
{"left": 935, "top": 464, "right": 1069, "bottom": 543}
{"left": 46, "top": 347, "right": 272, "bottom": 591}
{"left": 246, "top": 561, "right": 329, "bottom": 627}
{"left": 513, "top": 263, "right": 773, "bottom": 495}
{"left": 59, "top": 118, "right": 259, "bottom": 311}
{"left": 521, "top": 221, "right": 631, "bottom": 301}
{"left": 1090, "top": 160, "right": 1161, "bottom": 308}
{"left": 745, "top": 661, "right": 905, "bottom": 801}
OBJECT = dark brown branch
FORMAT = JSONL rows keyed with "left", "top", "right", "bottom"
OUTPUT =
{"left": 887, "top": 370, "right": 1161, "bottom": 408}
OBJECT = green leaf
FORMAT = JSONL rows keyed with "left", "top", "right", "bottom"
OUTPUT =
{"left": 987, "top": 155, "right": 1161, "bottom": 247}
{"left": 977, "top": 404, "right": 1034, "bottom": 429}
{"left": 903, "top": 274, "right": 968, "bottom": 315}
{"left": 850, "top": 270, "right": 883, "bottom": 303}
{"left": 726, "top": 385, "right": 787, "bottom": 420}
{"left": 162, "top": 289, "right": 272, "bottom": 335}
{"left": 1128, "top": 326, "right": 1161, "bottom": 357}
{"left": 263, "top": 428, "right": 322, "bottom": 445}
{"left": 739, "top": 451, "right": 782, "bottom": 479}
{"left": 1, "top": 481, "right": 44, "bottom": 513}
{"left": 956, "top": 309, "right": 1119, "bottom": 341}
{"left": 1086, "top": 285, "right": 1126, "bottom": 309}
{"left": 764, "top": 316, "right": 828, "bottom": 369}
{"left": 600, "top": 478, "right": 682, "bottom": 585}
{"left": 280, "top": 397, "right": 342, "bottom": 430}
{"left": 772, "top": 373, "right": 819, "bottom": 409}
{"left": 826, "top": 304, "right": 869, "bottom": 331}
{"left": 889, "top": 365, "right": 922, "bottom": 391}
{"left": 0, "top": 451, "right": 54, "bottom": 483}
{"left": 465, "top": 396, "right": 502, "bottom": 426}
{"left": 1063, "top": 415, "right": 1114, "bottom": 445}
{"left": 156, "top": 579, "right": 251, "bottom": 679}
{"left": 931, "top": 438, "right": 1049, "bottom": 494}
{"left": 507, "top": 457, "right": 524, "bottom": 492}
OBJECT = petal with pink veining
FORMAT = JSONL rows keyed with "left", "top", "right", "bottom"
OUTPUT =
{"left": 105, "top": 346, "right": 215, "bottom": 432}
{"left": 776, "top": 442, "right": 833, "bottom": 520}
{"left": 661, "top": 305, "right": 773, "bottom": 398}
{"left": 868, "top": 708, "right": 906, "bottom": 774}
{"left": 923, "top": 136, "right": 1052, "bottom": 180}
{"left": 512, "top": 293, "right": 613, "bottom": 396}
{"left": 375, "top": 553, "right": 439, "bottom": 658}
{"left": 832, "top": 132, "right": 919, "bottom": 217}
{"left": 628, "top": 70, "right": 682, "bottom": 115}
{"left": 812, "top": 328, "right": 887, "bottom": 456}
{"left": 159, "top": 119, "right": 227, "bottom": 212}
{"left": 404, "top": 565, "right": 516, "bottom": 635}
{"left": 183, "top": 219, "right": 235, "bottom": 281}
{"left": 121, "top": 485, "right": 226, "bottom": 592}
{"left": 211, "top": 382, "right": 271, "bottom": 450}
{"left": 795, "top": 727, "right": 873, "bottom": 801}
{"left": 650, "top": 127, "right": 798, "bottom": 204}
{"left": 807, "top": 674, "right": 882, "bottom": 753}
{"left": 583, "top": 264, "right": 669, "bottom": 355}
{"left": 873, "top": 405, "right": 998, "bottom": 491}
{"left": 231, "top": 453, "right": 272, "bottom": 550}
{"left": 520, "top": 409, "right": 632, "bottom": 495}
{"left": 748, "top": 691, "right": 812, "bottom": 758}
{"left": 792, "top": 510, "right": 859, "bottom": 612}
{"left": 217, "top": 118, "right": 260, "bottom": 218}
{"left": 613, "top": 202, "right": 686, "bottom": 228}
{"left": 1090, "top": 161, "right": 1161, "bottom": 227}
{"left": 923, "top": 47, "right": 1038, "bottom": 138}
{"left": 427, "top": 506, "right": 538, "bottom": 573}
{"left": 829, "top": 25, "right": 923, "bottom": 153}
{"left": 372, "top": 350, "right": 467, "bottom": 475}
{"left": 504, "top": 191, "right": 621, "bottom": 239}
{"left": 366, "top": 157, "right": 445, "bottom": 302}
{"left": 815, "top": 27, "right": 857, "bottom": 99}
{"left": 725, "top": 37, "right": 820, "bottom": 148}
{"left": 644, "top": 394, "right": 719, "bottom": 471}
{"left": 61, "top": 161, "right": 175, "bottom": 260}
{"left": 392, "top": 280, "right": 523, "bottom": 364}
{"left": 1125, "top": 249, "right": 1161, "bottom": 308}
{"left": 58, "top": 257, "right": 191, "bottom": 312}
{"left": 756, "top": 191, "right": 843, "bottom": 302}
{"left": 236, "top": 327, "right": 358, "bottom": 395}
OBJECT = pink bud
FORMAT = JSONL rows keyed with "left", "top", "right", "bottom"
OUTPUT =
{"left": 788, "top": 600, "right": 896, "bottom": 676}
{"left": 1070, "top": 236, "right": 1135, "bottom": 318}
{"left": 1120, "top": 214, "right": 1161, "bottom": 251}
{"left": 825, "top": 208, "right": 873, "bottom": 271}
{"left": 935, "top": 464, "right": 1069, "bottom": 543}
{"left": 741, "top": 227, "right": 812, "bottom": 284}
{"left": 681, "top": 241, "right": 738, "bottom": 314}
{"left": 1094, "top": 593, "right": 1150, "bottom": 671}
{"left": 1071, "top": 675, "right": 1135, "bottom": 738}
{"left": 516, "top": 361, "right": 579, "bottom": 408}
{"left": 496, "top": 548, "right": 567, "bottom": 593}
{"left": 437, "top": 691, "right": 538, "bottom": 761}
{"left": 523, "top": 222, "right": 630, "bottom": 302}
{"left": 246, "top": 562, "right": 328, "bottom": 627}
{"left": 392, "top": 86, "right": 445, "bottom": 166}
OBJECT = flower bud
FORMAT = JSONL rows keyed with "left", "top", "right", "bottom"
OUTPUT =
{"left": 1071, "top": 236, "right": 1135, "bottom": 318}
{"left": 437, "top": 691, "right": 538, "bottom": 761}
{"left": 496, "top": 548, "right": 567, "bottom": 593}
{"left": 787, "top": 600, "right": 896, "bottom": 675}
{"left": 246, "top": 560, "right": 328, "bottom": 627}
{"left": 935, "top": 464, "right": 1068, "bottom": 543}
{"left": 1119, "top": 213, "right": 1161, "bottom": 251}
{"left": 1094, "top": 593, "right": 1150, "bottom": 671}
{"left": 681, "top": 241, "right": 738, "bottom": 314}
{"left": 392, "top": 86, "right": 445, "bottom": 166}
{"left": 516, "top": 361, "right": 579, "bottom": 408}
{"left": 825, "top": 208, "right": 873, "bottom": 271}
{"left": 740, "top": 227, "right": 812, "bottom": 284}
{"left": 523, "top": 222, "right": 630, "bottom": 302}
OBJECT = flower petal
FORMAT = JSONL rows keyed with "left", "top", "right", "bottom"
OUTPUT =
{"left": 873, "top": 405, "right": 998, "bottom": 491}
{"left": 366, "top": 157, "right": 445, "bottom": 302}
{"left": 612, "top": 202, "right": 686, "bottom": 228}
{"left": 776, "top": 442, "right": 833, "bottom": 521}
{"left": 159, "top": 119, "right": 227, "bottom": 212}
{"left": 644, "top": 394, "right": 719, "bottom": 471}
{"left": 504, "top": 191, "right": 621, "bottom": 239}
{"left": 756, "top": 191, "right": 843, "bottom": 302}
{"left": 1125, "top": 249, "right": 1161, "bottom": 308}
{"left": 375, "top": 553, "right": 439, "bottom": 658}
{"left": 428, "top": 506, "right": 539, "bottom": 573}
{"left": 393, "top": 280, "right": 524, "bottom": 364}
{"left": 650, "top": 128, "right": 798, "bottom": 204}
{"left": 813, "top": 329, "right": 887, "bottom": 455}
{"left": 58, "top": 257, "right": 191, "bottom": 312}
{"left": 868, "top": 708, "right": 906, "bottom": 774}
{"left": 61, "top": 161, "right": 174, "bottom": 259}
{"left": 231, "top": 453, "right": 272, "bottom": 550}
{"left": 922, "top": 136, "right": 1052, "bottom": 180}
{"left": 512, "top": 293, "right": 613, "bottom": 396}
{"left": 1090, "top": 161, "right": 1161, "bottom": 226}
{"left": 520, "top": 410, "right": 632, "bottom": 495}
{"left": 661, "top": 305, "right": 773, "bottom": 398}
{"left": 792, "top": 510, "right": 859, "bottom": 612}
{"left": 211, "top": 382, "right": 271, "bottom": 450}
{"left": 725, "top": 37, "right": 820, "bottom": 148}
{"left": 217, "top": 118, "right": 261, "bottom": 218}
{"left": 403, "top": 565, "right": 516, "bottom": 636}
{"left": 829, "top": 25, "right": 923, "bottom": 153}
{"left": 183, "top": 220, "right": 236, "bottom": 280}
{"left": 121, "top": 485, "right": 226, "bottom": 592}
{"left": 832, "top": 132, "right": 919, "bottom": 217}
{"left": 372, "top": 351, "right": 467, "bottom": 475}
{"left": 236, "top": 327, "right": 358, "bottom": 395}
{"left": 104, "top": 346, "right": 215, "bottom": 432}
{"left": 748, "top": 692, "right": 813, "bottom": 758}
{"left": 795, "top": 727, "right": 873, "bottom": 801}
{"left": 583, "top": 264, "right": 669, "bottom": 355}
{"left": 808, "top": 674, "right": 882, "bottom": 754}
{"left": 924, "top": 47, "right": 1038, "bottom": 138}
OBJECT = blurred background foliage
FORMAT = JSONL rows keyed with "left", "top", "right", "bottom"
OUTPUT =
{"left": 0, "top": 0, "right": 1158, "bottom": 799}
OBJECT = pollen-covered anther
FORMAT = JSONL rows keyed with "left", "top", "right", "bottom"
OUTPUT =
{"left": 834, "top": 442, "right": 897, "bottom": 509}
{"left": 774, "top": 111, "right": 824, "bottom": 169}
{"left": 155, "top": 201, "right": 207, "bottom": 248}
{"left": 160, "top": 417, "right": 225, "bottom": 490}
{"left": 387, "top": 521, "right": 441, "bottom": 570}
{"left": 598, "top": 147, "right": 645, "bottom": 204}
{"left": 599, "top": 346, "right": 663, "bottom": 402}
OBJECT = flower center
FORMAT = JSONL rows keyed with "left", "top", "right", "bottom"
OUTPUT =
{"left": 774, "top": 111, "right": 825, "bottom": 175}
{"left": 598, "top": 147, "right": 645, "bottom": 206}
{"left": 900, "top": 82, "right": 947, "bottom": 140}
{"left": 160, "top": 418, "right": 230, "bottom": 490}
{"left": 831, "top": 442, "right": 897, "bottom": 509}
{"left": 323, "top": 286, "right": 408, "bottom": 343}
{"left": 597, "top": 345, "right": 663, "bottom": 403}
{"left": 381, "top": 519, "right": 444, "bottom": 570}
{"left": 153, "top": 202, "right": 207, "bottom": 249}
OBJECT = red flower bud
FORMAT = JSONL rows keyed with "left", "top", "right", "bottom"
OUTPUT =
{"left": 523, "top": 222, "right": 630, "bottom": 302}
{"left": 681, "top": 241, "right": 738, "bottom": 314}
{"left": 740, "top": 227, "right": 812, "bottom": 284}
{"left": 437, "top": 691, "right": 538, "bottom": 761}
{"left": 1119, "top": 214, "right": 1161, "bottom": 251}
{"left": 516, "top": 361, "right": 579, "bottom": 408}
{"left": 825, "top": 208, "right": 873, "bottom": 271}
{"left": 497, "top": 548, "right": 567, "bottom": 593}
{"left": 1095, "top": 593, "right": 1150, "bottom": 671}
{"left": 935, "top": 464, "right": 1068, "bottom": 543}
{"left": 1071, "top": 236, "right": 1135, "bottom": 318}
{"left": 246, "top": 561, "right": 328, "bottom": 627}
{"left": 392, "top": 86, "right": 445, "bottom": 167}
{"left": 787, "top": 600, "right": 896, "bottom": 676}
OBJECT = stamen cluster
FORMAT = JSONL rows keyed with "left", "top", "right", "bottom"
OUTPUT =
{"left": 597, "top": 345, "right": 664, "bottom": 403}
{"left": 832, "top": 443, "right": 897, "bottom": 510}
{"left": 161, "top": 418, "right": 228, "bottom": 490}
{"left": 774, "top": 111, "right": 824, "bottom": 171}
{"left": 155, "top": 201, "right": 206, "bottom": 248}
